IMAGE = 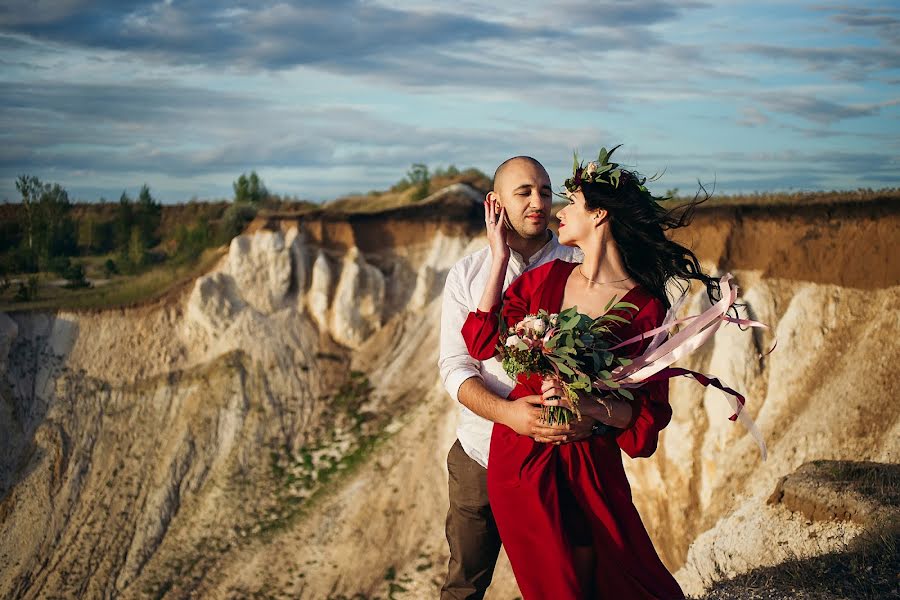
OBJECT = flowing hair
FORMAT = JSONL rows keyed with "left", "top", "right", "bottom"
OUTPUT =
{"left": 579, "top": 175, "right": 721, "bottom": 310}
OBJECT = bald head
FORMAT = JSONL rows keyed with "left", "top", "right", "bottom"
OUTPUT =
{"left": 492, "top": 156, "right": 547, "bottom": 192}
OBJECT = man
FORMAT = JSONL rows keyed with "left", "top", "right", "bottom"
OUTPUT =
{"left": 438, "top": 156, "right": 596, "bottom": 599}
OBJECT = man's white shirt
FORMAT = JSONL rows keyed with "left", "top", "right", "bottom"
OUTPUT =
{"left": 438, "top": 232, "right": 582, "bottom": 468}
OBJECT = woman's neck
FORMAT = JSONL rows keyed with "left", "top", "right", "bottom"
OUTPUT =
{"left": 577, "top": 235, "right": 631, "bottom": 287}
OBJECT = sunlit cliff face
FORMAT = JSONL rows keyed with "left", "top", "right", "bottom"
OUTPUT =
{"left": 1, "top": 193, "right": 897, "bottom": 599}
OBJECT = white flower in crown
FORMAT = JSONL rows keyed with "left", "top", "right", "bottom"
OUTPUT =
{"left": 585, "top": 161, "right": 599, "bottom": 175}
{"left": 505, "top": 334, "right": 521, "bottom": 347}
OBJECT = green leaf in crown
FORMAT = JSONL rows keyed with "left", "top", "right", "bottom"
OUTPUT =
{"left": 563, "top": 144, "right": 658, "bottom": 196}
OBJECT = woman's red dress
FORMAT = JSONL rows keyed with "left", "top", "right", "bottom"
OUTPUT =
{"left": 461, "top": 259, "right": 684, "bottom": 600}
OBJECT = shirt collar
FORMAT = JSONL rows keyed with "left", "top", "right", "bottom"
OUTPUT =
{"left": 509, "top": 230, "right": 560, "bottom": 269}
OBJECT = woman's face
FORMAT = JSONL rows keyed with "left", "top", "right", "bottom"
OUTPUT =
{"left": 556, "top": 189, "right": 599, "bottom": 247}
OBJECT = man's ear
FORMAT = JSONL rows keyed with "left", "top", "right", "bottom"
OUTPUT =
{"left": 486, "top": 190, "right": 502, "bottom": 210}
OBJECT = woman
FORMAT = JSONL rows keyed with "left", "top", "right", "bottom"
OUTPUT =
{"left": 461, "top": 147, "right": 722, "bottom": 599}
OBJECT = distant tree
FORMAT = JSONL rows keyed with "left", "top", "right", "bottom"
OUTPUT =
{"left": 135, "top": 184, "right": 162, "bottom": 246}
{"left": 15, "top": 175, "right": 75, "bottom": 269}
{"left": 233, "top": 171, "right": 268, "bottom": 203}
{"left": 114, "top": 191, "right": 134, "bottom": 250}
{"left": 62, "top": 263, "right": 90, "bottom": 289}
{"left": 14, "top": 275, "right": 38, "bottom": 302}
{"left": 434, "top": 165, "right": 460, "bottom": 178}
{"left": 127, "top": 226, "right": 148, "bottom": 268}
{"left": 407, "top": 163, "right": 430, "bottom": 201}
{"left": 15, "top": 175, "right": 41, "bottom": 252}
{"left": 175, "top": 218, "right": 212, "bottom": 261}
{"left": 103, "top": 258, "right": 119, "bottom": 277}
{"left": 219, "top": 202, "right": 258, "bottom": 243}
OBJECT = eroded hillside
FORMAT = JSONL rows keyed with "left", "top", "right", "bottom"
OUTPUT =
{"left": 1, "top": 189, "right": 898, "bottom": 599}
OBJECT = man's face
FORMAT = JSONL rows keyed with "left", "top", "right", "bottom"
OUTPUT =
{"left": 493, "top": 160, "right": 552, "bottom": 239}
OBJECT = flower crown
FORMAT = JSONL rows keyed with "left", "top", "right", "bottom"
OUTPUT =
{"left": 563, "top": 144, "right": 651, "bottom": 195}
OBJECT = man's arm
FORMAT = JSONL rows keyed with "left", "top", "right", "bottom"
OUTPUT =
{"left": 457, "top": 376, "right": 588, "bottom": 443}
{"left": 439, "top": 263, "right": 595, "bottom": 444}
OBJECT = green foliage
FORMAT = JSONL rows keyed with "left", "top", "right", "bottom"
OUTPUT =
{"left": 219, "top": 202, "right": 258, "bottom": 243}
{"left": 13, "top": 275, "right": 38, "bottom": 302}
{"left": 499, "top": 302, "right": 640, "bottom": 425}
{"left": 0, "top": 219, "right": 21, "bottom": 253}
{"left": 174, "top": 218, "right": 212, "bottom": 262}
{"left": 136, "top": 184, "right": 162, "bottom": 245}
{"left": 62, "top": 263, "right": 90, "bottom": 289}
{"left": 389, "top": 163, "right": 432, "bottom": 200}
{"left": 103, "top": 258, "right": 119, "bottom": 277}
{"left": 112, "top": 186, "right": 160, "bottom": 265}
{"left": 15, "top": 175, "right": 76, "bottom": 269}
{"left": 48, "top": 256, "right": 90, "bottom": 288}
{"left": 233, "top": 171, "right": 268, "bottom": 204}
{"left": 114, "top": 191, "right": 134, "bottom": 250}
{"left": 435, "top": 164, "right": 460, "bottom": 178}
{"left": 407, "top": 163, "right": 430, "bottom": 201}
{"left": 127, "top": 226, "right": 148, "bottom": 269}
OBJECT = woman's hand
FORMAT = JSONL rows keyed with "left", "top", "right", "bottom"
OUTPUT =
{"left": 541, "top": 375, "right": 576, "bottom": 411}
{"left": 543, "top": 375, "right": 634, "bottom": 428}
{"left": 475, "top": 198, "right": 511, "bottom": 312}
{"left": 484, "top": 199, "right": 510, "bottom": 263}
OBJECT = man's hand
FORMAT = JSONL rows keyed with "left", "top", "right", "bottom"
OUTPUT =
{"left": 501, "top": 393, "right": 597, "bottom": 445}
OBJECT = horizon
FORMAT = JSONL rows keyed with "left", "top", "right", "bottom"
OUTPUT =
{"left": 1, "top": 1, "right": 898, "bottom": 204}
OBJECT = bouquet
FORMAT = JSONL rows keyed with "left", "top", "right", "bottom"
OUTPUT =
{"left": 498, "top": 274, "right": 772, "bottom": 459}
{"left": 499, "top": 297, "right": 639, "bottom": 426}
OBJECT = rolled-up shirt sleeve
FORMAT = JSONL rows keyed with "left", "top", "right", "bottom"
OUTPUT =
{"left": 614, "top": 298, "right": 674, "bottom": 459}
{"left": 439, "top": 265, "right": 484, "bottom": 403}
{"left": 461, "top": 265, "right": 533, "bottom": 361}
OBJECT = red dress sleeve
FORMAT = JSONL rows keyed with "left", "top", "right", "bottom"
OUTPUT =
{"left": 614, "top": 297, "right": 673, "bottom": 459}
{"left": 461, "top": 266, "right": 536, "bottom": 360}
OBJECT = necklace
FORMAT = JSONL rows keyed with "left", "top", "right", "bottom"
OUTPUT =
{"left": 577, "top": 266, "right": 630, "bottom": 286}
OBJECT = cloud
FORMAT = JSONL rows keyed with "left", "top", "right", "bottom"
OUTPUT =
{"left": 817, "top": 4, "right": 900, "bottom": 44}
{"left": 755, "top": 92, "right": 895, "bottom": 124}
{"left": 737, "top": 107, "right": 770, "bottom": 127}
{"left": 739, "top": 43, "right": 900, "bottom": 75}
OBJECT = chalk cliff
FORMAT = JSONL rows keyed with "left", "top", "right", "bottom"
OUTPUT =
{"left": 1, "top": 188, "right": 897, "bottom": 598}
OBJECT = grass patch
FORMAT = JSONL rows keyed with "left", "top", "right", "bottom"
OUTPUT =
{"left": 0, "top": 246, "right": 225, "bottom": 312}
{"left": 240, "top": 370, "right": 399, "bottom": 540}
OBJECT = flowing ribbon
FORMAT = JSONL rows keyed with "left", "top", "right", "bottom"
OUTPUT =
{"left": 593, "top": 274, "right": 771, "bottom": 460}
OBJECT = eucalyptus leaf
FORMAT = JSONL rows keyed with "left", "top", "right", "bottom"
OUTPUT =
{"left": 612, "top": 301, "right": 638, "bottom": 312}
{"left": 557, "top": 363, "right": 575, "bottom": 376}
{"left": 604, "top": 314, "right": 630, "bottom": 323}
{"left": 603, "top": 295, "right": 618, "bottom": 312}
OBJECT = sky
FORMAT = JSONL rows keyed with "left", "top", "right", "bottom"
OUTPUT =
{"left": 0, "top": 1, "right": 897, "bottom": 203}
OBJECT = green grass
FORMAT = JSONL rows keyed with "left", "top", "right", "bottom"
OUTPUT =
{"left": 0, "top": 246, "right": 225, "bottom": 312}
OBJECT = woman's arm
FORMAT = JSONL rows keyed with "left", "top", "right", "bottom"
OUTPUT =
{"left": 476, "top": 199, "right": 509, "bottom": 311}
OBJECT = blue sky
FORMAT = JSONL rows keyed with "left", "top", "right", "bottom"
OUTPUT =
{"left": 0, "top": 1, "right": 897, "bottom": 203}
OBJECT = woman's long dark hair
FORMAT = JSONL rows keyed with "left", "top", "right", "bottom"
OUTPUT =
{"left": 580, "top": 175, "right": 720, "bottom": 310}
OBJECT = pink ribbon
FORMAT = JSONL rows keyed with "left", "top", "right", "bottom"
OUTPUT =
{"left": 594, "top": 274, "right": 770, "bottom": 460}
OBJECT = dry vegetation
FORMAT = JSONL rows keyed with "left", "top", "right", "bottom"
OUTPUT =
{"left": 663, "top": 187, "right": 900, "bottom": 209}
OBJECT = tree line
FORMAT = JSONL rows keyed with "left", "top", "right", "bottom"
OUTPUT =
{"left": 1, "top": 171, "right": 272, "bottom": 301}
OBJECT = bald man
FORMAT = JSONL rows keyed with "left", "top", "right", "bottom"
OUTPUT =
{"left": 438, "top": 157, "right": 594, "bottom": 599}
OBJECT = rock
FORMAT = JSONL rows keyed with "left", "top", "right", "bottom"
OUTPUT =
{"left": 330, "top": 247, "right": 385, "bottom": 348}
{"left": 307, "top": 250, "right": 333, "bottom": 331}
{"left": 186, "top": 272, "right": 246, "bottom": 336}
{"left": 228, "top": 231, "right": 292, "bottom": 314}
